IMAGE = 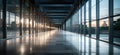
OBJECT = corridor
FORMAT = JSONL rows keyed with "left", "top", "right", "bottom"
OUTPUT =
{"left": 0, "top": 30, "right": 120, "bottom": 55}
{"left": 0, "top": 0, "right": 120, "bottom": 55}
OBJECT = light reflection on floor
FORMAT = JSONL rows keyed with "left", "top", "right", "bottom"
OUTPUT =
{"left": 64, "top": 31, "right": 120, "bottom": 55}
{"left": 0, "top": 30, "right": 120, "bottom": 55}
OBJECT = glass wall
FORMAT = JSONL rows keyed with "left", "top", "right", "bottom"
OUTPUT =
{"left": 113, "top": 0, "right": 120, "bottom": 45}
{"left": 79, "top": 9, "right": 82, "bottom": 34}
{"left": 114, "top": 0, "right": 120, "bottom": 15}
{"left": 66, "top": 19, "right": 71, "bottom": 31}
{"left": 86, "top": 2, "right": 89, "bottom": 36}
{"left": 91, "top": 21, "right": 96, "bottom": 38}
{"left": 91, "top": 0, "right": 96, "bottom": 21}
{"left": 0, "top": 0, "right": 55, "bottom": 39}
{"left": 0, "top": 0, "right": 2, "bottom": 39}
{"left": 72, "top": 11, "right": 79, "bottom": 33}
{"left": 99, "top": 0, "right": 109, "bottom": 18}
{"left": 99, "top": 0, "right": 109, "bottom": 41}
{"left": 99, "top": 19, "right": 109, "bottom": 41}
{"left": 62, "top": 0, "right": 120, "bottom": 46}
{"left": 6, "top": 0, "right": 20, "bottom": 38}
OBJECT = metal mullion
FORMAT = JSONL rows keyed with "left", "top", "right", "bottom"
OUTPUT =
{"left": 2, "top": 0, "right": 7, "bottom": 38}
{"left": 84, "top": 4, "right": 86, "bottom": 35}
{"left": 109, "top": 0, "right": 113, "bottom": 44}
{"left": 89, "top": 0, "right": 91, "bottom": 38}
{"left": 96, "top": 0, "right": 100, "bottom": 55}
{"left": 109, "top": 0, "right": 114, "bottom": 55}
{"left": 23, "top": 0, "right": 26, "bottom": 34}
{"left": 28, "top": 3, "right": 31, "bottom": 35}
{"left": 80, "top": 7, "right": 82, "bottom": 35}
{"left": 31, "top": 6, "right": 34, "bottom": 34}
{"left": 84, "top": 3, "right": 86, "bottom": 55}
{"left": 0, "top": 9, "right": 1, "bottom": 19}
{"left": 96, "top": 0, "right": 100, "bottom": 40}
{"left": 19, "top": 0, "right": 23, "bottom": 36}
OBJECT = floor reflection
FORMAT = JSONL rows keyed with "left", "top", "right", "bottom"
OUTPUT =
{"left": 64, "top": 31, "right": 120, "bottom": 55}
{"left": 0, "top": 30, "right": 120, "bottom": 55}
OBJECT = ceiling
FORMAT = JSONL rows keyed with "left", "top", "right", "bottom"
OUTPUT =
{"left": 34, "top": 0, "right": 81, "bottom": 27}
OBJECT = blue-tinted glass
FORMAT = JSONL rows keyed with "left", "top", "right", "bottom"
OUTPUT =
{"left": 114, "top": 0, "right": 120, "bottom": 15}
{"left": 79, "top": 9, "right": 81, "bottom": 24}
{"left": 91, "top": 6, "right": 96, "bottom": 21}
{"left": 100, "top": 0, "right": 109, "bottom": 18}
{"left": 82, "top": 6, "right": 84, "bottom": 23}
{"left": 6, "top": 0, "right": 20, "bottom": 38}
{"left": 66, "top": 19, "right": 70, "bottom": 31}
{"left": 86, "top": 1, "right": 89, "bottom": 22}
{"left": 91, "top": 0, "right": 96, "bottom": 7}
{"left": 72, "top": 12, "right": 79, "bottom": 25}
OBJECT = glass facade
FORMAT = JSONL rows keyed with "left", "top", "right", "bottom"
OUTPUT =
{"left": 63, "top": 0, "right": 120, "bottom": 46}
{"left": 0, "top": 0, "right": 55, "bottom": 39}
{"left": 114, "top": 0, "right": 120, "bottom": 15}
{"left": 6, "top": 0, "right": 20, "bottom": 38}
{"left": 113, "top": 0, "right": 120, "bottom": 45}
{"left": 99, "top": 19, "right": 109, "bottom": 41}
{"left": 99, "top": 0, "right": 109, "bottom": 18}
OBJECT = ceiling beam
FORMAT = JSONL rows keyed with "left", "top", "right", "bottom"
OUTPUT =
{"left": 44, "top": 10, "right": 70, "bottom": 12}
{"left": 45, "top": 13, "right": 68, "bottom": 16}
{"left": 39, "top": 4, "right": 73, "bottom": 7}
{"left": 48, "top": 16, "right": 66, "bottom": 17}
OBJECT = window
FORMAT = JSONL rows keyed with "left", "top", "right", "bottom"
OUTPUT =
{"left": 91, "top": 0, "right": 96, "bottom": 21}
{"left": 66, "top": 19, "right": 70, "bottom": 31}
{"left": 82, "top": 6, "right": 84, "bottom": 23}
{"left": 91, "top": 21, "right": 96, "bottom": 38}
{"left": 99, "top": 19, "right": 109, "bottom": 41}
{"left": 114, "top": 0, "right": 120, "bottom": 15}
{"left": 79, "top": 9, "right": 81, "bottom": 24}
{"left": 100, "top": 0, "right": 109, "bottom": 18}
{"left": 72, "top": 11, "right": 79, "bottom": 25}
{"left": 86, "top": 1, "right": 89, "bottom": 22}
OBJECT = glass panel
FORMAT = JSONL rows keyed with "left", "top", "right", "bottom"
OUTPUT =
{"left": 99, "top": 19, "right": 109, "bottom": 41}
{"left": 91, "top": 6, "right": 96, "bottom": 21}
{"left": 66, "top": 19, "right": 71, "bottom": 31}
{"left": 72, "top": 11, "right": 79, "bottom": 25}
{"left": 113, "top": 16, "right": 120, "bottom": 45}
{"left": 72, "top": 11, "right": 79, "bottom": 33}
{"left": 79, "top": 9, "right": 81, "bottom": 24}
{"left": 100, "top": 0, "right": 109, "bottom": 18}
{"left": 82, "top": 6, "right": 84, "bottom": 23}
{"left": 114, "top": 0, "right": 120, "bottom": 15}
{"left": 0, "top": 0, "right": 2, "bottom": 39}
{"left": 91, "top": 21, "right": 96, "bottom": 38}
{"left": 86, "top": 1, "right": 89, "bottom": 22}
{"left": 91, "top": 0, "right": 96, "bottom": 21}
{"left": 91, "top": 0, "right": 96, "bottom": 7}
{"left": 6, "top": 0, "right": 20, "bottom": 38}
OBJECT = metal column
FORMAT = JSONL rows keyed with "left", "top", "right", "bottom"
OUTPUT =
{"left": 2, "top": 0, "right": 7, "bottom": 39}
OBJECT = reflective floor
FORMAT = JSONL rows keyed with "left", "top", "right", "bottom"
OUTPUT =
{"left": 0, "top": 30, "right": 120, "bottom": 55}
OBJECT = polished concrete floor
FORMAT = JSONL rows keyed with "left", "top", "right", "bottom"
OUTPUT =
{"left": 0, "top": 30, "right": 120, "bottom": 55}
